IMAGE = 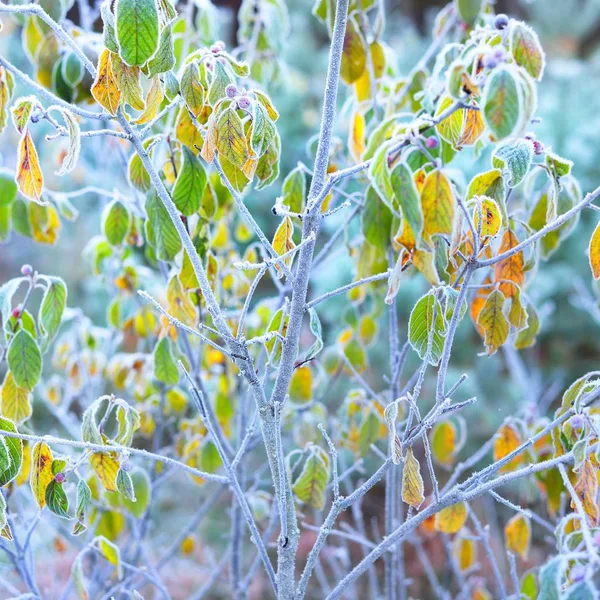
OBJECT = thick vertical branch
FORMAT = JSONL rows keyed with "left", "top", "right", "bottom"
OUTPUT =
{"left": 266, "top": 1, "right": 350, "bottom": 596}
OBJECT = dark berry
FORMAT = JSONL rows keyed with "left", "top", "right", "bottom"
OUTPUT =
{"left": 481, "top": 54, "right": 498, "bottom": 69}
{"left": 55, "top": 472, "right": 66, "bottom": 484}
{"left": 494, "top": 14, "right": 509, "bottom": 30}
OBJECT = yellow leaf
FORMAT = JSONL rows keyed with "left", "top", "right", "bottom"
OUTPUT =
{"left": 574, "top": 459, "right": 599, "bottom": 526}
{"left": 216, "top": 107, "right": 248, "bottom": 168}
{"left": 458, "top": 105, "right": 485, "bottom": 146}
{"left": 434, "top": 501, "right": 468, "bottom": 534}
{"left": 180, "top": 535, "right": 195, "bottom": 555}
{"left": 504, "top": 513, "right": 531, "bottom": 559}
{"left": 289, "top": 366, "right": 312, "bottom": 405}
{"left": 431, "top": 420, "right": 457, "bottom": 467}
{"left": 402, "top": 448, "right": 425, "bottom": 508}
{"left": 111, "top": 54, "right": 145, "bottom": 112}
{"left": 16, "top": 442, "right": 32, "bottom": 487}
{"left": 493, "top": 422, "right": 523, "bottom": 472}
{"left": 133, "top": 76, "right": 163, "bottom": 125}
{"left": 176, "top": 105, "right": 203, "bottom": 153}
{"left": 349, "top": 110, "right": 365, "bottom": 163}
{"left": 16, "top": 130, "right": 43, "bottom": 201}
{"left": 1, "top": 370, "right": 32, "bottom": 424}
{"left": 272, "top": 216, "right": 295, "bottom": 276}
{"left": 473, "top": 196, "right": 502, "bottom": 244}
{"left": 477, "top": 289, "right": 509, "bottom": 355}
{"left": 494, "top": 229, "right": 524, "bottom": 298}
{"left": 30, "top": 441, "right": 54, "bottom": 509}
{"left": 421, "top": 169, "right": 455, "bottom": 241}
{"left": 89, "top": 452, "right": 119, "bottom": 492}
{"left": 589, "top": 221, "right": 600, "bottom": 280}
{"left": 91, "top": 49, "right": 121, "bottom": 116}
{"left": 453, "top": 535, "right": 477, "bottom": 571}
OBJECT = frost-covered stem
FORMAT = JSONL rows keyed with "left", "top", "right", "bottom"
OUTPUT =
{"left": 436, "top": 265, "right": 474, "bottom": 403}
{"left": 325, "top": 447, "right": 585, "bottom": 599}
{"left": 489, "top": 490, "right": 554, "bottom": 533}
{"left": 477, "top": 184, "right": 600, "bottom": 267}
{"left": 182, "top": 367, "right": 277, "bottom": 592}
{"left": 0, "top": 57, "right": 109, "bottom": 121}
{"left": 558, "top": 463, "right": 600, "bottom": 564}
{"left": 268, "top": 1, "right": 349, "bottom": 594}
{"left": 306, "top": 270, "right": 390, "bottom": 309}
{"left": 470, "top": 510, "right": 507, "bottom": 599}
{"left": 0, "top": 430, "right": 228, "bottom": 483}
{"left": 318, "top": 424, "right": 340, "bottom": 501}
{"left": 236, "top": 264, "right": 267, "bottom": 339}
{"left": 507, "top": 551, "right": 520, "bottom": 597}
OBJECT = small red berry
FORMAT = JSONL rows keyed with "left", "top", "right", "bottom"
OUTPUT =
{"left": 425, "top": 136, "right": 438, "bottom": 149}
{"left": 11, "top": 307, "right": 21, "bottom": 319}
{"left": 55, "top": 472, "right": 66, "bottom": 484}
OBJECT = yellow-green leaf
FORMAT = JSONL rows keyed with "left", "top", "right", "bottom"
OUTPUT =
{"left": 402, "top": 447, "right": 425, "bottom": 508}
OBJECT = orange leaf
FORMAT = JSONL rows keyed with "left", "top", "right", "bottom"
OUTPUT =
{"left": 16, "top": 130, "right": 43, "bottom": 201}
{"left": 494, "top": 230, "right": 524, "bottom": 298}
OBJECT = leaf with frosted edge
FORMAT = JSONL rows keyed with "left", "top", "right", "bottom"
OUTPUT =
{"left": 457, "top": 0, "right": 482, "bottom": 25}
{"left": 81, "top": 399, "right": 104, "bottom": 445}
{"left": 421, "top": 169, "right": 454, "bottom": 241}
{"left": 53, "top": 108, "right": 81, "bottom": 176}
{"left": 565, "top": 582, "right": 597, "bottom": 600}
{"left": 116, "top": 468, "right": 136, "bottom": 501}
{"left": 505, "top": 513, "right": 531, "bottom": 559}
{"left": 281, "top": 165, "right": 306, "bottom": 214}
{"left": 391, "top": 162, "right": 423, "bottom": 245}
{"left": 402, "top": 447, "right": 425, "bottom": 508}
{"left": 0, "top": 437, "right": 10, "bottom": 474}
{"left": 89, "top": 452, "right": 120, "bottom": 492}
{"left": 472, "top": 196, "right": 502, "bottom": 243}
{"left": 39, "top": 275, "right": 67, "bottom": 347}
{"left": 492, "top": 138, "right": 533, "bottom": 188}
{"left": 122, "top": 468, "right": 151, "bottom": 517}
{"left": 147, "top": 22, "right": 175, "bottom": 77}
{"left": 30, "top": 441, "right": 54, "bottom": 509}
{"left": 116, "top": 0, "right": 159, "bottom": 67}
{"left": 1, "top": 370, "right": 32, "bottom": 424}
{"left": 362, "top": 186, "right": 392, "bottom": 251}
{"left": 482, "top": 65, "right": 522, "bottom": 140}
{"left": 493, "top": 422, "right": 523, "bottom": 472}
{"left": 133, "top": 76, "right": 164, "bottom": 125}
{"left": 101, "top": 2, "right": 119, "bottom": 53}
{"left": 589, "top": 221, "right": 600, "bottom": 280}
{"left": 73, "top": 478, "right": 91, "bottom": 534}
{"left": 292, "top": 447, "right": 330, "bottom": 510}
{"left": 385, "top": 249, "right": 407, "bottom": 306}
{"left": 7, "top": 329, "right": 42, "bottom": 391}
{"left": 103, "top": 200, "right": 131, "bottom": 246}
{"left": 0, "top": 492, "right": 11, "bottom": 541}
{"left": 45, "top": 479, "right": 70, "bottom": 518}
{"left": 431, "top": 420, "right": 457, "bottom": 466}
{"left": 435, "top": 95, "right": 463, "bottom": 147}
{"left": 538, "top": 557, "right": 564, "bottom": 600}
{"left": 153, "top": 337, "right": 179, "bottom": 385}
{"left": 128, "top": 137, "right": 155, "bottom": 190}
{"left": 368, "top": 142, "right": 396, "bottom": 213}
{"left": 272, "top": 216, "right": 296, "bottom": 276}
{"left": 408, "top": 292, "right": 446, "bottom": 365}
{"left": 11, "top": 96, "right": 36, "bottom": 134}
{"left": 0, "top": 417, "right": 22, "bottom": 487}
{"left": 91, "top": 50, "right": 121, "bottom": 116}
{"left": 180, "top": 61, "right": 205, "bottom": 117}
{"left": 16, "top": 130, "right": 43, "bottom": 202}
{"left": 515, "top": 301, "right": 540, "bottom": 349}
{"left": 145, "top": 189, "right": 182, "bottom": 261}
{"left": 114, "top": 400, "right": 141, "bottom": 446}
{"left": 494, "top": 229, "right": 525, "bottom": 299}
{"left": 521, "top": 570, "right": 538, "bottom": 600}
{"left": 172, "top": 146, "right": 207, "bottom": 216}
{"left": 94, "top": 535, "right": 123, "bottom": 579}
{"left": 477, "top": 289, "right": 508, "bottom": 355}
{"left": 215, "top": 106, "right": 248, "bottom": 169}
{"left": 208, "top": 61, "right": 232, "bottom": 106}
{"left": 434, "top": 501, "right": 468, "bottom": 533}
{"left": 305, "top": 307, "right": 324, "bottom": 362}
{"left": 111, "top": 53, "right": 145, "bottom": 111}
{"left": 509, "top": 21, "right": 545, "bottom": 81}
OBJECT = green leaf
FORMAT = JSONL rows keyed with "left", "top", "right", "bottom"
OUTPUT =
{"left": 368, "top": 143, "right": 396, "bottom": 213}
{"left": 477, "top": 289, "right": 509, "bottom": 355}
{"left": 492, "top": 138, "right": 533, "bottom": 188}
{"left": 172, "top": 146, "right": 207, "bottom": 216}
{"left": 0, "top": 168, "right": 18, "bottom": 207}
{"left": 281, "top": 165, "right": 306, "bottom": 214}
{"left": 358, "top": 410, "right": 380, "bottom": 456}
{"left": 74, "top": 478, "right": 91, "bottom": 527}
{"left": 0, "top": 417, "right": 22, "bottom": 487}
{"left": 0, "top": 437, "right": 10, "bottom": 474}
{"left": 147, "top": 22, "right": 175, "bottom": 77}
{"left": 362, "top": 186, "right": 392, "bottom": 251}
{"left": 292, "top": 447, "right": 330, "bottom": 510}
{"left": 180, "top": 61, "right": 205, "bottom": 117}
{"left": 39, "top": 276, "right": 67, "bottom": 347}
{"left": 122, "top": 468, "right": 151, "bottom": 518}
{"left": 103, "top": 199, "right": 131, "bottom": 246}
{"left": 340, "top": 17, "right": 367, "bottom": 84}
{"left": 145, "top": 189, "right": 182, "bottom": 261}
{"left": 391, "top": 161, "right": 423, "bottom": 244}
{"left": 153, "top": 337, "right": 179, "bottom": 385}
{"left": 7, "top": 329, "right": 42, "bottom": 391}
{"left": 457, "top": 0, "right": 482, "bottom": 25}
{"left": 101, "top": 3, "right": 119, "bottom": 53}
{"left": 208, "top": 60, "right": 232, "bottom": 106}
{"left": 482, "top": 65, "right": 522, "bottom": 140}
{"left": 515, "top": 302, "right": 540, "bottom": 349}
{"left": 538, "top": 557, "right": 564, "bottom": 600}
{"left": 116, "top": 0, "right": 160, "bottom": 67}
{"left": 305, "top": 307, "right": 324, "bottom": 361}
{"left": 509, "top": 21, "right": 545, "bottom": 81}
{"left": 216, "top": 106, "right": 248, "bottom": 168}
{"left": 116, "top": 468, "right": 136, "bottom": 501}
{"left": 45, "top": 479, "right": 70, "bottom": 518}
{"left": 408, "top": 292, "right": 446, "bottom": 365}
{"left": 565, "top": 582, "right": 596, "bottom": 600}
